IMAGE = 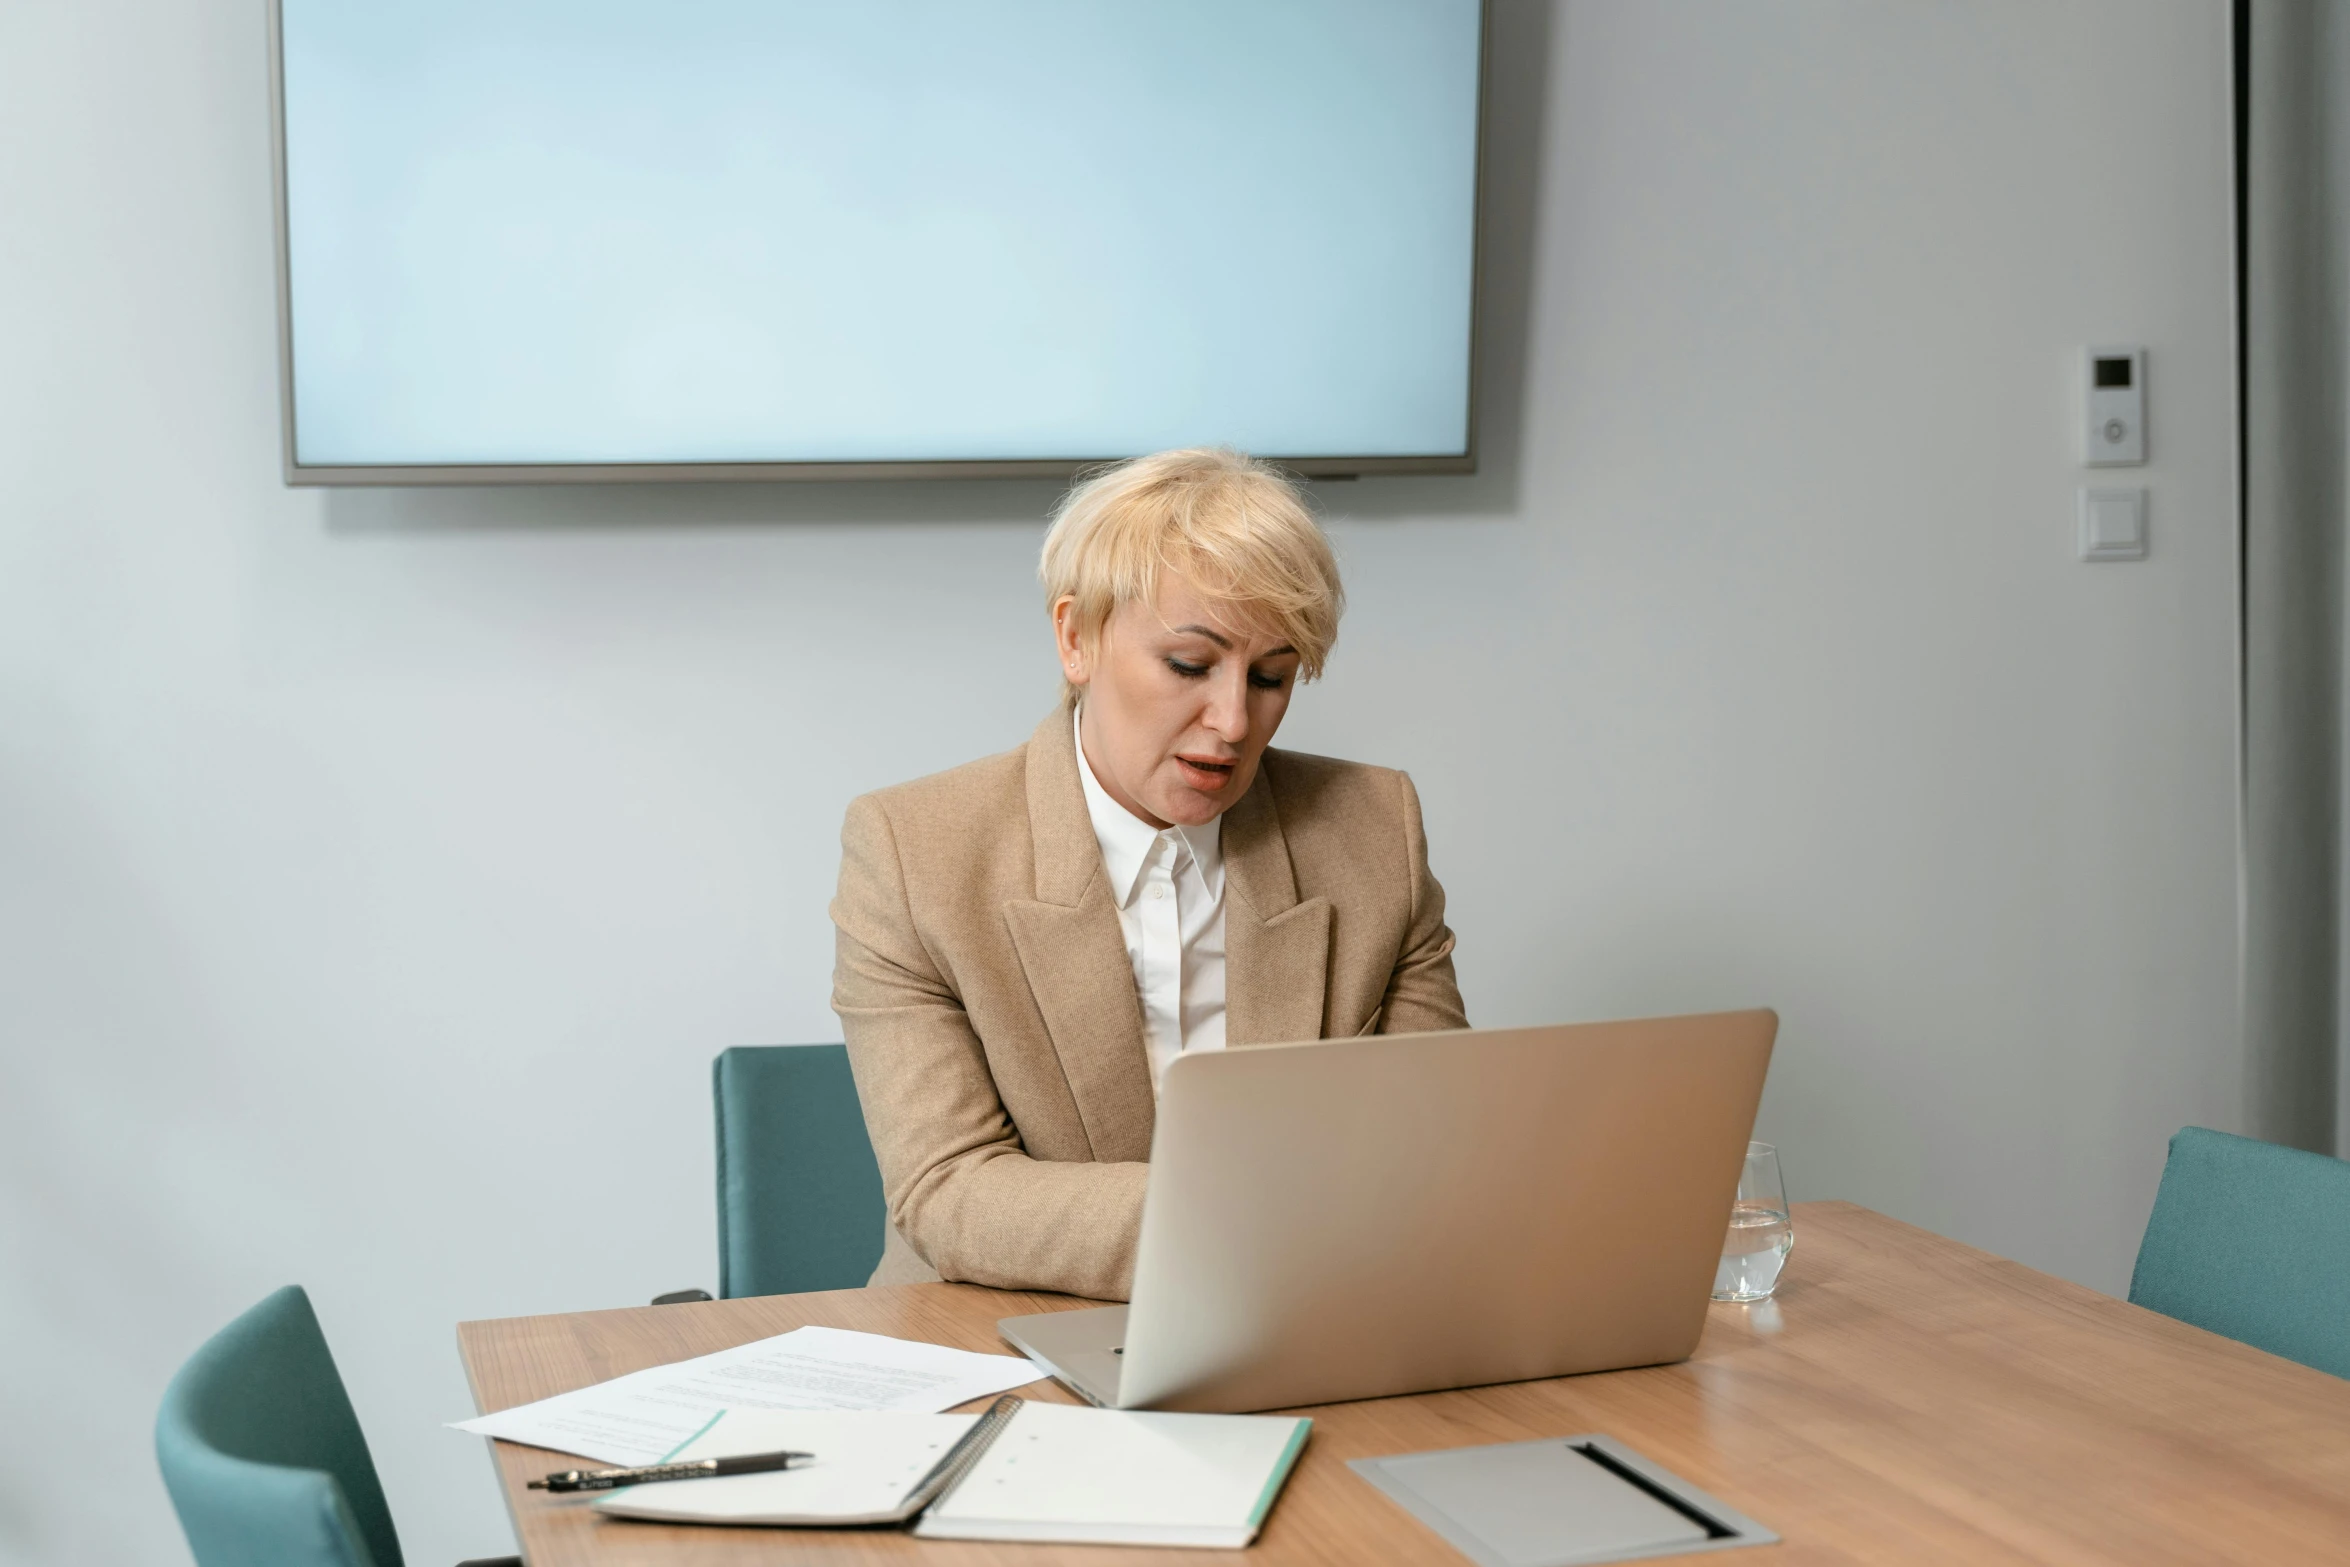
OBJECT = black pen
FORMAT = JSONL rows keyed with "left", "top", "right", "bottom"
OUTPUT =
{"left": 528, "top": 1449, "right": 814, "bottom": 1492}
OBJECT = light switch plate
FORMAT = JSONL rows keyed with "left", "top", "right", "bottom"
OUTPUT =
{"left": 2078, "top": 487, "right": 2147, "bottom": 562}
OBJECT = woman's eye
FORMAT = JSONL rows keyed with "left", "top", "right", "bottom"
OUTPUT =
{"left": 1166, "top": 658, "right": 1209, "bottom": 678}
{"left": 1248, "top": 671, "right": 1286, "bottom": 691}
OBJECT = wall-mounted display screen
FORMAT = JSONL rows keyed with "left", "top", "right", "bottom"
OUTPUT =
{"left": 272, "top": 0, "right": 1485, "bottom": 483}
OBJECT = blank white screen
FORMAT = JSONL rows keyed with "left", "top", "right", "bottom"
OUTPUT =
{"left": 279, "top": 0, "right": 1482, "bottom": 469}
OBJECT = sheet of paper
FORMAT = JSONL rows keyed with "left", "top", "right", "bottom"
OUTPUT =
{"left": 452, "top": 1324, "right": 1044, "bottom": 1466}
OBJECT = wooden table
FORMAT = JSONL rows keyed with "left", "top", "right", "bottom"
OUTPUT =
{"left": 460, "top": 1201, "right": 2350, "bottom": 1565}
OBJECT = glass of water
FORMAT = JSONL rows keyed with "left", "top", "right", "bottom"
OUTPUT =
{"left": 1712, "top": 1142, "right": 1792, "bottom": 1302}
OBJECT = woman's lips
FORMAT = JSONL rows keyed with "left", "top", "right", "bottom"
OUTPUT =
{"left": 1175, "top": 755, "right": 1237, "bottom": 790}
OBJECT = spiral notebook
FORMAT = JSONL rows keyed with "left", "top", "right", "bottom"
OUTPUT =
{"left": 594, "top": 1399, "right": 1311, "bottom": 1548}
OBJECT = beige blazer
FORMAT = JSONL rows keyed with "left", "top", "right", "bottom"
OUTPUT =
{"left": 830, "top": 701, "right": 1468, "bottom": 1301}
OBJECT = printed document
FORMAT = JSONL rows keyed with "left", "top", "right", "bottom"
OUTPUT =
{"left": 452, "top": 1324, "right": 1044, "bottom": 1466}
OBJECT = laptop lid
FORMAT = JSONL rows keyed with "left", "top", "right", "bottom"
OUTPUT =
{"left": 1112, "top": 1010, "right": 1777, "bottom": 1411}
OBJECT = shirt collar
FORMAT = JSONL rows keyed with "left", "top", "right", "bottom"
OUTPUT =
{"left": 1074, "top": 706, "right": 1222, "bottom": 906}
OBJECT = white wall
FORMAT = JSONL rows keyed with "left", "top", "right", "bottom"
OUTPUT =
{"left": 0, "top": 3, "right": 2237, "bottom": 1565}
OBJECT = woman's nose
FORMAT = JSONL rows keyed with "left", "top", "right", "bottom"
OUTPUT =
{"left": 1204, "top": 671, "right": 1250, "bottom": 741}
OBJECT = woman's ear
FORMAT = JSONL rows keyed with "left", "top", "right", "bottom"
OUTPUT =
{"left": 1052, "top": 595, "right": 1091, "bottom": 686}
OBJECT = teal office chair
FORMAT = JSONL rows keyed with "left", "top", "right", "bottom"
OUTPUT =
{"left": 712, "top": 1043, "right": 888, "bottom": 1298}
{"left": 2129, "top": 1125, "right": 2350, "bottom": 1380}
{"left": 155, "top": 1284, "right": 517, "bottom": 1567}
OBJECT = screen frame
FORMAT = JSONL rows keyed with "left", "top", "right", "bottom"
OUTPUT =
{"left": 267, "top": 0, "right": 1489, "bottom": 487}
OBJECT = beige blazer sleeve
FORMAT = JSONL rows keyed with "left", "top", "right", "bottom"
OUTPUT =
{"left": 1377, "top": 771, "right": 1471, "bottom": 1037}
{"left": 832, "top": 794, "right": 1148, "bottom": 1301}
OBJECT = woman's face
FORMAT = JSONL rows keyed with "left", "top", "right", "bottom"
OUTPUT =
{"left": 1055, "top": 574, "right": 1300, "bottom": 829}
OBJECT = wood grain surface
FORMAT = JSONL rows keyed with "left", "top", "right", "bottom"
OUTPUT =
{"left": 458, "top": 1201, "right": 2350, "bottom": 1565}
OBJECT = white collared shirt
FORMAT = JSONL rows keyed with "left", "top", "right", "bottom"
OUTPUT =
{"left": 1074, "top": 707, "right": 1227, "bottom": 1092}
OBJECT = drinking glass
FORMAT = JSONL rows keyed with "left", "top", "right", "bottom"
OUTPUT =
{"left": 1712, "top": 1142, "right": 1792, "bottom": 1302}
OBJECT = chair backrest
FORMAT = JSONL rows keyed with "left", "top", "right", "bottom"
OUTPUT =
{"left": 155, "top": 1285, "right": 404, "bottom": 1567}
{"left": 715, "top": 1044, "right": 888, "bottom": 1298}
{"left": 2129, "top": 1125, "right": 2350, "bottom": 1379}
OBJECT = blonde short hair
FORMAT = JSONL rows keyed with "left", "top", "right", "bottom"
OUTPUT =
{"left": 1040, "top": 448, "right": 1344, "bottom": 688}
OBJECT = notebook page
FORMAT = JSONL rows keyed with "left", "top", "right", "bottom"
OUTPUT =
{"left": 917, "top": 1403, "right": 1310, "bottom": 1533}
{"left": 593, "top": 1409, "right": 975, "bottom": 1525}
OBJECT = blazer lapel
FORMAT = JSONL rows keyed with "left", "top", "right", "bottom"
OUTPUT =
{"left": 1221, "top": 760, "right": 1332, "bottom": 1046}
{"left": 1004, "top": 703, "right": 1157, "bottom": 1162}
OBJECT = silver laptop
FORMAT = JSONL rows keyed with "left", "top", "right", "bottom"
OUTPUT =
{"left": 999, "top": 1010, "right": 1776, "bottom": 1412}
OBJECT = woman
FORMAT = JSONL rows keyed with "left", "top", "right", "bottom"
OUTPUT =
{"left": 831, "top": 448, "right": 1467, "bottom": 1300}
